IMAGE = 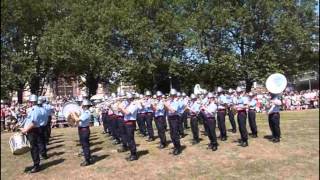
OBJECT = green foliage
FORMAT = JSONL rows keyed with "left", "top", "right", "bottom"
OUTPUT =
{"left": 1, "top": 0, "right": 318, "bottom": 99}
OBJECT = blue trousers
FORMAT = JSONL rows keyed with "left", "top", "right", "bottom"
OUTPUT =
{"left": 78, "top": 127, "right": 91, "bottom": 161}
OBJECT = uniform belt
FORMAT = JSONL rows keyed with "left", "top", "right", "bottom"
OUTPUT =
{"left": 29, "top": 127, "right": 40, "bottom": 133}
{"left": 146, "top": 112, "right": 153, "bottom": 114}
{"left": 117, "top": 116, "right": 124, "bottom": 118}
{"left": 78, "top": 126, "right": 89, "bottom": 131}
{"left": 207, "top": 116, "right": 215, "bottom": 120}
{"left": 124, "top": 120, "right": 135, "bottom": 125}
{"left": 249, "top": 109, "right": 256, "bottom": 111}
{"left": 218, "top": 109, "right": 226, "bottom": 111}
{"left": 237, "top": 110, "right": 246, "bottom": 113}
{"left": 269, "top": 112, "right": 279, "bottom": 115}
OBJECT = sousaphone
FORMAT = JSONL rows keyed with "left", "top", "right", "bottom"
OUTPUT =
{"left": 265, "top": 73, "right": 287, "bottom": 94}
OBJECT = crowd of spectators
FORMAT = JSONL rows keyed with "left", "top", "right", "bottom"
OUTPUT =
{"left": 1, "top": 89, "right": 319, "bottom": 132}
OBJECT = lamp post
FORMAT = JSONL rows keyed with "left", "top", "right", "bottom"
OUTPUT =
{"left": 169, "top": 76, "right": 172, "bottom": 90}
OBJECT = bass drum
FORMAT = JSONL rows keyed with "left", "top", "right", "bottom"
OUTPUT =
{"left": 9, "top": 133, "right": 30, "bottom": 155}
{"left": 62, "top": 102, "right": 82, "bottom": 119}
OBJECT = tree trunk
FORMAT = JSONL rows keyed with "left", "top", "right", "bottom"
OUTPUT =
{"left": 30, "top": 75, "right": 40, "bottom": 95}
{"left": 245, "top": 79, "right": 253, "bottom": 92}
{"left": 85, "top": 73, "right": 100, "bottom": 99}
{"left": 17, "top": 83, "right": 24, "bottom": 104}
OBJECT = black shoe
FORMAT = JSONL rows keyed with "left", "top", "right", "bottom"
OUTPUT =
{"left": 241, "top": 141, "right": 248, "bottom": 147}
{"left": 29, "top": 166, "right": 40, "bottom": 173}
{"left": 109, "top": 136, "right": 115, "bottom": 140}
{"left": 159, "top": 144, "right": 165, "bottom": 149}
{"left": 180, "top": 134, "right": 186, "bottom": 138}
{"left": 192, "top": 139, "right": 200, "bottom": 145}
{"left": 117, "top": 146, "right": 129, "bottom": 153}
{"left": 80, "top": 160, "right": 91, "bottom": 166}
{"left": 212, "top": 145, "right": 218, "bottom": 151}
{"left": 41, "top": 155, "right": 49, "bottom": 160}
{"left": 146, "top": 137, "right": 155, "bottom": 142}
{"left": 207, "top": 143, "right": 213, "bottom": 149}
{"left": 273, "top": 138, "right": 280, "bottom": 143}
{"left": 127, "top": 155, "right": 138, "bottom": 161}
{"left": 112, "top": 140, "right": 120, "bottom": 145}
{"left": 173, "top": 148, "right": 181, "bottom": 156}
{"left": 252, "top": 134, "right": 258, "bottom": 138}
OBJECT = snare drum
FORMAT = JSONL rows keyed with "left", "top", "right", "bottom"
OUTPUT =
{"left": 9, "top": 133, "right": 30, "bottom": 155}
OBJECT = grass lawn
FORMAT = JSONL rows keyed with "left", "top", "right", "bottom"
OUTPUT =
{"left": 1, "top": 109, "right": 319, "bottom": 180}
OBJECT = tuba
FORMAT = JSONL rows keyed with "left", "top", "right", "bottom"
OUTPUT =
{"left": 194, "top": 84, "right": 207, "bottom": 95}
{"left": 265, "top": 73, "right": 287, "bottom": 94}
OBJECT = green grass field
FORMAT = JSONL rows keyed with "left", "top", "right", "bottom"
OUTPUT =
{"left": 1, "top": 109, "right": 319, "bottom": 180}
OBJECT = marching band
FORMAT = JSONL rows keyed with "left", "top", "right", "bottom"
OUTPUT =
{"left": 15, "top": 84, "right": 285, "bottom": 172}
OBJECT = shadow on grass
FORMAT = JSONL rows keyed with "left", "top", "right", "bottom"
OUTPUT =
{"left": 76, "top": 141, "right": 104, "bottom": 147}
{"left": 24, "top": 158, "right": 65, "bottom": 172}
{"left": 51, "top": 134, "right": 63, "bottom": 138}
{"left": 89, "top": 137, "right": 99, "bottom": 141}
{"left": 48, "top": 140, "right": 65, "bottom": 145}
{"left": 49, "top": 137, "right": 62, "bottom": 141}
{"left": 91, "top": 147, "right": 103, "bottom": 153}
{"left": 90, "top": 141, "right": 104, "bottom": 146}
{"left": 180, "top": 145, "right": 187, "bottom": 151}
{"left": 48, "top": 151, "right": 65, "bottom": 157}
{"left": 47, "top": 144, "right": 64, "bottom": 151}
{"left": 137, "top": 150, "right": 149, "bottom": 158}
{"left": 91, "top": 154, "right": 109, "bottom": 164}
{"left": 263, "top": 135, "right": 275, "bottom": 142}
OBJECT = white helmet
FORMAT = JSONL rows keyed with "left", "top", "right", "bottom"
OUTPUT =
{"left": 177, "top": 92, "right": 181, "bottom": 97}
{"left": 111, "top": 93, "right": 116, "bottom": 98}
{"left": 207, "top": 92, "right": 214, "bottom": 98}
{"left": 217, "top": 87, "right": 223, "bottom": 93}
{"left": 29, "top": 94, "right": 38, "bottom": 102}
{"left": 82, "top": 92, "right": 88, "bottom": 97}
{"left": 203, "top": 89, "right": 208, "bottom": 94}
{"left": 170, "top": 89, "right": 177, "bottom": 96}
{"left": 236, "top": 87, "right": 242, "bottom": 93}
{"left": 145, "top": 90, "right": 152, "bottom": 96}
{"left": 156, "top": 91, "right": 163, "bottom": 97}
{"left": 190, "top": 94, "right": 197, "bottom": 99}
{"left": 37, "top": 96, "right": 45, "bottom": 105}
{"left": 78, "top": 96, "right": 83, "bottom": 102}
{"left": 82, "top": 99, "right": 92, "bottom": 106}
{"left": 127, "top": 93, "right": 133, "bottom": 99}
{"left": 182, "top": 92, "right": 187, "bottom": 97}
{"left": 228, "top": 88, "right": 233, "bottom": 93}
{"left": 118, "top": 91, "right": 125, "bottom": 97}
{"left": 248, "top": 92, "right": 254, "bottom": 96}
